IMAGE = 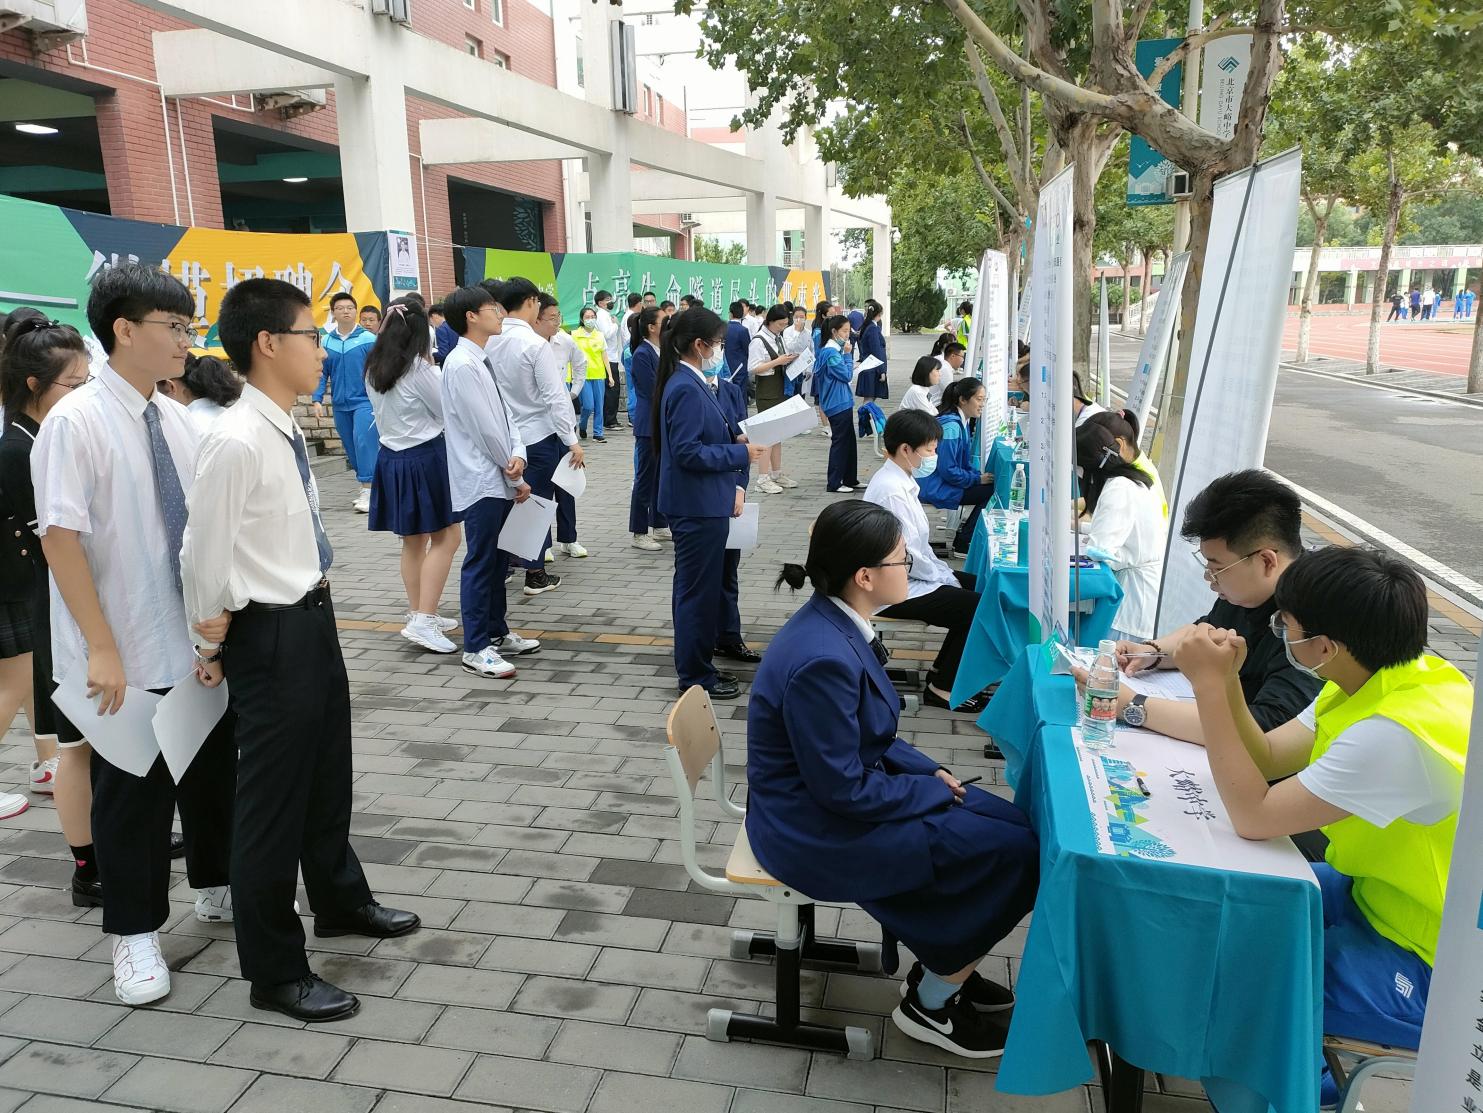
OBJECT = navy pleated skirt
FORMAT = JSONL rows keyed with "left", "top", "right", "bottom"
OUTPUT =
{"left": 858, "top": 789, "right": 1040, "bottom": 975}
{"left": 369, "top": 434, "right": 462, "bottom": 536}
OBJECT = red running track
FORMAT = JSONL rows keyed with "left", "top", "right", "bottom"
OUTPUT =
{"left": 1279, "top": 312, "right": 1476, "bottom": 377}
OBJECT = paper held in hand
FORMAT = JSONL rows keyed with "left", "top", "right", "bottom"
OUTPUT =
{"left": 739, "top": 395, "right": 817, "bottom": 446}
{"left": 552, "top": 455, "right": 587, "bottom": 498}
{"left": 726, "top": 502, "right": 759, "bottom": 551}
{"left": 153, "top": 677, "right": 230, "bottom": 783}
{"left": 852, "top": 354, "right": 882, "bottom": 385}
{"left": 786, "top": 348, "right": 813, "bottom": 381}
{"left": 52, "top": 664, "right": 162, "bottom": 778}
{"left": 498, "top": 494, "right": 558, "bottom": 562}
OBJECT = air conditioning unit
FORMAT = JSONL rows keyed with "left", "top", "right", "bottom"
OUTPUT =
{"left": 370, "top": 0, "right": 411, "bottom": 25}
{"left": 0, "top": 0, "right": 88, "bottom": 49}
{"left": 255, "top": 89, "right": 328, "bottom": 119}
{"left": 610, "top": 19, "right": 637, "bottom": 114}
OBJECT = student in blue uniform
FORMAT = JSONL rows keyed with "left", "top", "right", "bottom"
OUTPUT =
{"left": 747, "top": 500, "right": 1039, "bottom": 1059}
{"left": 917, "top": 377, "right": 994, "bottom": 553}
{"left": 627, "top": 307, "right": 668, "bottom": 552}
{"left": 654, "top": 308, "right": 767, "bottom": 701}
{"left": 815, "top": 314, "right": 859, "bottom": 492}
{"left": 714, "top": 364, "right": 762, "bottom": 667}
{"left": 312, "top": 293, "right": 379, "bottom": 514}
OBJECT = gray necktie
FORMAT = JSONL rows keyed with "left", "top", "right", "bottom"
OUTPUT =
{"left": 287, "top": 429, "right": 334, "bottom": 575}
{"left": 142, "top": 402, "right": 186, "bottom": 589}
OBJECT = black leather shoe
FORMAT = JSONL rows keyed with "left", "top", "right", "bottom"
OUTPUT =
{"left": 923, "top": 686, "right": 989, "bottom": 715}
{"left": 251, "top": 974, "right": 360, "bottom": 1022}
{"left": 705, "top": 676, "right": 742, "bottom": 701}
{"left": 313, "top": 900, "right": 421, "bottom": 939}
{"left": 169, "top": 832, "right": 185, "bottom": 859}
{"left": 714, "top": 642, "right": 762, "bottom": 663}
{"left": 714, "top": 669, "right": 738, "bottom": 684}
{"left": 70, "top": 874, "right": 102, "bottom": 908}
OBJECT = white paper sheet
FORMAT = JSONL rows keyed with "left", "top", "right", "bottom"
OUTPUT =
{"left": 739, "top": 395, "right": 817, "bottom": 446}
{"left": 52, "top": 663, "right": 162, "bottom": 778}
{"left": 726, "top": 502, "right": 760, "bottom": 551}
{"left": 552, "top": 455, "right": 587, "bottom": 499}
{"left": 1122, "top": 668, "right": 1197, "bottom": 702}
{"left": 498, "top": 494, "right": 558, "bottom": 562}
{"left": 786, "top": 348, "right": 813, "bottom": 381}
{"left": 855, "top": 355, "right": 883, "bottom": 373}
{"left": 152, "top": 676, "right": 230, "bottom": 784}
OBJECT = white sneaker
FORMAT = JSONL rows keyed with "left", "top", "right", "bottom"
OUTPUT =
{"left": 401, "top": 616, "right": 458, "bottom": 654}
{"left": 653, "top": 528, "right": 673, "bottom": 542}
{"left": 496, "top": 632, "right": 542, "bottom": 656}
{"left": 544, "top": 549, "right": 555, "bottom": 563}
{"left": 755, "top": 477, "right": 784, "bottom": 495}
{"left": 195, "top": 886, "right": 233, "bottom": 923}
{"left": 406, "top": 612, "right": 459, "bottom": 632}
{"left": 555, "top": 542, "right": 589, "bottom": 558}
{"left": 113, "top": 932, "right": 170, "bottom": 1006}
{"left": 632, "top": 533, "right": 663, "bottom": 551}
{"left": 462, "top": 647, "right": 517, "bottom": 678}
{"left": 29, "top": 758, "right": 58, "bottom": 795}
{"left": 352, "top": 489, "right": 371, "bottom": 514}
{"left": 0, "top": 792, "right": 27, "bottom": 821}
{"left": 773, "top": 474, "right": 798, "bottom": 489}
{"left": 834, "top": 486, "right": 855, "bottom": 494}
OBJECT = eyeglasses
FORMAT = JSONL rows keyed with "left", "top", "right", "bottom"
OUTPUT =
{"left": 1268, "top": 612, "right": 1323, "bottom": 645}
{"left": 1192, "top": 547, "right": 1261, "bottom": 587}
{"left": 274, "top": 328, "right": 324, "bottom": 347}
{"left": 57, "top": 375, "right": 94, "bottom": 391}
{"left": 130, "top": 318, "right": 199, "bottom": 342}
{"left": 874, "top": 555, "right": 914, "bottom": 573}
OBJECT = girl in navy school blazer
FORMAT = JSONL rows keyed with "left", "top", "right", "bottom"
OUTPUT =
{"left": 745, "top": 500, "right": 1039, "bottom": 1058}
{"left": 854, "top": 299, "right": 888, "bottom": 401}
{"left": 627, "top": 307, "right": 665, "bottom": 540}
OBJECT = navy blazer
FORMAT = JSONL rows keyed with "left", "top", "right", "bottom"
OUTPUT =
{"left": 629, "top": 341, "right": 660, "bottom": 439}
{"left": 745, "top": 593, "right": 955, "bottom": 902}
{"left": 717, "top": 378, "right": 751, "bottom": 490}
{"left": 657, "top": 367, "right": 749, "bottom": 518}
{"left": 724, "top": 321, "right": 751, "bottom": 393}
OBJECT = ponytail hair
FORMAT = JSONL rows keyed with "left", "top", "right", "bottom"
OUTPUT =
{"left": 629, "top": 306, "right": 662, "bottom": 354}
{"left": 1076, "top": 420, "right": 1151, "bottom": 515}
{"left": 930, "top": 332, "right": 951, "bottom": 357}
{"left": 364, "top": 297, "right": 431, "bottom": 394}
{"left": 775, "top": 501, "right": 903, "bottom": 597}
{"left": 811, "top": 299, "right": 831, "bottom": 338}
{"left": 1, "top": 313, "right": 87, "bottom": 423}
{"left": 938, "top": 375, "right": 983, "bottom": 416}
{"left": 1085, "top": 407, "right": 1140, "bottom": 452}
{"left": 652, "top": 307, "right": 725, "bottom": 464}
{"left": 181, "top": 353, "right": 242, "bottom": 408}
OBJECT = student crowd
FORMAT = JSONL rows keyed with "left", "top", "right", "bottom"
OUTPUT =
{"left": 0, "top": 264, "right": 1472, "bottom": 1107}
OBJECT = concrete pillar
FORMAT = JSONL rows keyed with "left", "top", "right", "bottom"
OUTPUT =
{"left": 803, "top": 203, "right": 830, "bottom": 270}
{"left": 1453, "top": 264, "right": 1468, "bottom": 298}
{"left": 1397, "top": 267, "right": 1411, "bottom": 301}
{"left": 580, "top": 1, "right": 633, "bottom": 252}
{"left": 96, "top": 85, "right": 183, "bottom": 225}
{"left": 334, "top": 76, "right": 417, "bottom": 233}
{"left": 746, "top": 191, "right": 776, "bottom": 266}
{"left": 872, "top": 223, "right": 892, "bottom": 334}
{"left": 1344, "top": 268, "right": 1359, "bottom": 306}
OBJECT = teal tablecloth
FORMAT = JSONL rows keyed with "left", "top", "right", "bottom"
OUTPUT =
{"left": 978, "top": 649, "right": 1324, "bottom": 1113}
{"left": 989, "top": 436, "right": 1025, "bottom": 503}
{"left": 948, "top": 559, "right": 1123, "bottom": 706}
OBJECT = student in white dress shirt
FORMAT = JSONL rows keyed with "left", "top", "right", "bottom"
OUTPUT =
{"left": 441, "top": 284, "right": 537, "bottom": 679}
{"left": 594, "top": 290, "right": 625, "bottom": 431}
{"left": 363, "top": 299, "right": 463, "bottom": 655}
{"left": 864, "top": 410, "right": 990, "bottom": 715}
{"left": 899, "top": 356, "right": 940, "bottom": 414}
{"left": 34, "top": 263, "right": 235, "bottom": 1008}
{"left": 182, "top": 277, "right": 420, "bottom": 1023}
{"left": 1075, "top": 420, "right": 1166, "bottom": 641}
{"left": 156, "top": 352, "right": 242, "bottom": 433}
{"left": 533, "top": 293, "right": 586, "bottom": 558}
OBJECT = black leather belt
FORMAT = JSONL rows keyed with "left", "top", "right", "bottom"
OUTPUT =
{"left": 241, "top": 578, "right": 330, "bottom": 612}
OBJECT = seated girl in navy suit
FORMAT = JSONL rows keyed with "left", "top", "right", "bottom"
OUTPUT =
{"left": 745, "top": 500, "right": 1040, "bottom": 1059}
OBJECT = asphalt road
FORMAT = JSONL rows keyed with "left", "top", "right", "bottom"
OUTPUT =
{"left": 888, "top": 330, "right": 1483, "bottom": 586}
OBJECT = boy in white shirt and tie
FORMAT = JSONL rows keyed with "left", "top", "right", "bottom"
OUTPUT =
{"left": 34, "top": 263, "right": 236, "bottom": 1007}
{"left": 181, "top": 277, "right": 420, "bottom": 1022}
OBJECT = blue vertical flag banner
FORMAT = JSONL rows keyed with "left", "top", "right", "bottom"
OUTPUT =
{"left": 1128, "top": 38, "right": 1184, "bottom": 206}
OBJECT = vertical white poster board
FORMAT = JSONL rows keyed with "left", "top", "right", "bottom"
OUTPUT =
{"left": 1410, "top": 635, "right": 1483, "bottom": 1112}
{"left": 1097, "top": 277, "right": 1112, "bottom": 407}
{"left": 1154, "top": 148, "right": 1301, "bottom": 631}
{"left": 979, "top": 250, "right": 1010, "bottom": 445}
{"left": 1028, "top": 165, "right": 1075, "bottom": 645}
{"left": 1125, "top": 251, "right": 1191, "bottom": 443}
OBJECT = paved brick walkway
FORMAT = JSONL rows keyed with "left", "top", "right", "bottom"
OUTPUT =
{"left": 0, "top": 338, "right": 1436, "bottom": 1112}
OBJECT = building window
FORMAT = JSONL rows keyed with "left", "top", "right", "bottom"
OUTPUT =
{"left": 643, "top": 85, "right": 651, "bottom": 116}
{"left": 657, "top": 94, "right": 664, "bottom": 124}
{"left": 574, "top": 35, "right": 584, "bottom": 87}
{"left": 491, "top": 51, "right": 509, "bottom": 69}
{"left": 463, "top": 0, "right": 475, "bottom": 9}
{"left": 489, "top": 0, "right": 504, "bottom": 25}
{"left": 465, "top": 35, "right": 482, "bottom": 57}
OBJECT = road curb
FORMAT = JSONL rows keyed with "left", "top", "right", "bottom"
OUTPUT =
{"left": 1278, "top": 362, "right": 1483, "bottom": 410}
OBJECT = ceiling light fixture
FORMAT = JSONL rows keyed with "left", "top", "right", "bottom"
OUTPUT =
{"left": 15, "top": 123, "right": 60, "bottom": 136}
{"left": 282, "top": 176, "right": 309, "bottom": 183}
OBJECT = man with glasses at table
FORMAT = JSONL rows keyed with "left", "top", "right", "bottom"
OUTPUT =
{"left": 1093, "top": 469, "right": 1323, "bottom": 744}
{"left": 1174, "top": 546, "right": 1471, "bottom": 1099}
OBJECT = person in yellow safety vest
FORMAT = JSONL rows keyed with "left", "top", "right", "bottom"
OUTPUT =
{"left": 953, "top": 300, "right": 973, "bottom": 348}
{"left": 1173, "top": 545, "right": 1471, "bottom": 1098}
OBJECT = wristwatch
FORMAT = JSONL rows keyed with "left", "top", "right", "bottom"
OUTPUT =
{"left": 1120, "top": 693, "right": 1149, "bottom": 727}
{"left": 193, "top": 646, "right": 223, "bottom": 665}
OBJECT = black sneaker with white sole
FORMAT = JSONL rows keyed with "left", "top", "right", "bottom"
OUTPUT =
{"left": 523, "top": 570, "right": 562, "bottom": 596}
{"left": 892, "top": 984, "right": 1006, "bottom": 1059}
{"left": 902, "top": 961, "right": 1015, "bottom": 1013}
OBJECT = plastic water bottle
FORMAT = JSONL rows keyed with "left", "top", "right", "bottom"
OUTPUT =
{"left": 1081, "top": 640, "right": 1121, "bottom": 749}
{"left": 1009, "top": 463, "right": 1028, "bottom": 513}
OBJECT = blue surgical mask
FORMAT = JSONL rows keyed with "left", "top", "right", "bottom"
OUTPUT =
{"left": 911, "top": 452, "right": 938, "bottom": 479}
{"left": 701, "top": 349, "right": 725, "bottom": 374}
